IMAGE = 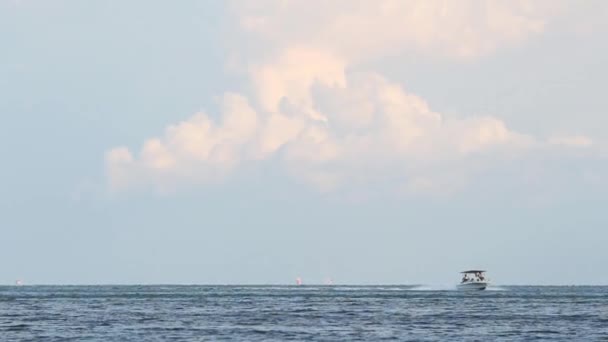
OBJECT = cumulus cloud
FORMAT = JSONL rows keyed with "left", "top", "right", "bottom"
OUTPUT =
{"left": 105, "top": 0, "right": 594, "bottom": 194}
{"left": 106, "top": 70, "right": 536, "bottom": 192}
{"left": 107, "top": 93, "right": 260, "bottom": 191}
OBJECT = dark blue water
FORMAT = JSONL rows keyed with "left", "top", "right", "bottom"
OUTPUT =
{"left": 1, "top": 285, "right": 607, "bottom": 341}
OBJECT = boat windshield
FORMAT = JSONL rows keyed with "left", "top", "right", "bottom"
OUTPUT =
{"left": 460, "top": 271, "right": 486, "bottom": 283}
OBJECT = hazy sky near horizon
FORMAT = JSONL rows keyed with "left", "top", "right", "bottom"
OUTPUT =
{"left": 2, "top": 0, "right": 608, "bottom": 285}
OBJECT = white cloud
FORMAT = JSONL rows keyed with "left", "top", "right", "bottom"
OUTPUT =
{"left": 106, "top": 93, "right": 260, "bottom": 191}
{"left": 105, "top": 0, "right": 594, "bottom": 194}
{"left": 106, "top": 70, "right": 536, "bottom": 192}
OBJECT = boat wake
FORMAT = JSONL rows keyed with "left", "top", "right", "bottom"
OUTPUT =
{"left": 409, "top": 284, "right": 507, "bottom": 291}
{"left": 485, "top": 285, "right": 507, "bottom": 291}
{"left": 409, "top": 284, "right": 458, "bottom": 291}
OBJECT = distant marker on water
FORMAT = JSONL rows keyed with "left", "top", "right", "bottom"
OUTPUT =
{"left": 15, "top": 279, "right": 23, "bottom": 286}
{"left": 296, "top": 277, "right": 302, "bottom": 285}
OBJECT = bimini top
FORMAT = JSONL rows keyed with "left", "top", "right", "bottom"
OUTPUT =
{"left": 461, "top": 270, "right": 486, "bottom": 274}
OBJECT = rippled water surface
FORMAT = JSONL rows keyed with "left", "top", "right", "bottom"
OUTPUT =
{"left": 1, "top": 285, "right": 607, "bottom": 341}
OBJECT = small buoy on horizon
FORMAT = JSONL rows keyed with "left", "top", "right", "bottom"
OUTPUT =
{"left": 296, "top": 277, "right": 302, "bottom": 285}
{"left": 15, "top": 279, "right": 23, "bottom": 286}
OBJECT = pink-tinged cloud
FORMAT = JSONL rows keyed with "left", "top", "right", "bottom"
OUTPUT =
{"left": 230, "top": 0, "right": 568, "bottom": 61}
{"left": 105, "top": 1, "right": 595, "bottom": 194}
{"left": 106, "top": 70, "right": 541, "bottom": 193}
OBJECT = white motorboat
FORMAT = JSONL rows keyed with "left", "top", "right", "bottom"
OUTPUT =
{"left": 457, "top": 270, "right": 489, "bottom": 290}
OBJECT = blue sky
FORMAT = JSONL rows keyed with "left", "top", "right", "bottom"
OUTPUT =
{"left": 1, "top": 0, "right": 607, "bottom": 285}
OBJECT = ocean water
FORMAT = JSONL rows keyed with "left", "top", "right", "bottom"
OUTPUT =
{"left": 1, "top": 285, "right": 607, "bottom": 341}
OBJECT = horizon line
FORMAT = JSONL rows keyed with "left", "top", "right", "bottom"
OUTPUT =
{"left": 2, "top": 283, "right": 606, "bottom": 287}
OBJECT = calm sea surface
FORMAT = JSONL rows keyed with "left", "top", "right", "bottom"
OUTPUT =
{"left": 1, "top": 285, "right": 607, "bottom": 341}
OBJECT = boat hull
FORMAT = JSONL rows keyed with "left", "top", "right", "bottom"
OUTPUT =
{"left": 457, "top": 281, "right": 488, "bottom": 291}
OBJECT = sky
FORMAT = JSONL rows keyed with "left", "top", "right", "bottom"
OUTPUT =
{"left": 1, "top": 0, "right": 608, "bottom": 285}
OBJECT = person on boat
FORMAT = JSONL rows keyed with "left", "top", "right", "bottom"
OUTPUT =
{"left": 462, "top": 274, "right": 468, "bottom": 283}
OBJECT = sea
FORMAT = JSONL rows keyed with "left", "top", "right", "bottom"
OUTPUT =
{"left": 1, "top": 285, "right": 607, "bottom": 341}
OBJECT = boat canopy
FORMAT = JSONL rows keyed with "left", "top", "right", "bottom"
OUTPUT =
{"left": 461, "top": 270, "right": 486, "bottom": 274}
